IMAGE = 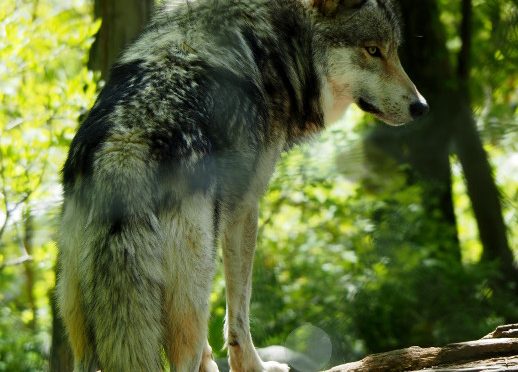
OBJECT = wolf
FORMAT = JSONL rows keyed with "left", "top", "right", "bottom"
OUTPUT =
{"left": 57, "top": 0, "right": 428, "bottom": 371}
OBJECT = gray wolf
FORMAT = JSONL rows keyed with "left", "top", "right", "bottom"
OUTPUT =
{"left": 57, "top": 0, "right": 428, "bottom": 371}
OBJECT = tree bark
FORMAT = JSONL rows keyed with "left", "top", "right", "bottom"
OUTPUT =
{"left": 326, "top": 324, "right": 518, "bottom": 372}
{"left": 22, "top": 208, "right": 37, "bottom": 330}
{"left": 88, "top": 0, "right": 155, "bottom": 79}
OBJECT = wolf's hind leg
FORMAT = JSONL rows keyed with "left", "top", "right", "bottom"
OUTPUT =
{"left": 200, "top": 341, "right": 219, "bottom": 372}
{"left": 57, "top": 258, "right": 97, "bottom": 372}
{"left": 164, "top": 305, "right": 214, "bottom": 372}
{"left": 223, "top": 205, "right": 289, "bottom": 372}
{"left": 58, "top": 287, "right": 97, "bottom": 372}
{"left": 162, "top": 197, "right": 219, "bottom": 372}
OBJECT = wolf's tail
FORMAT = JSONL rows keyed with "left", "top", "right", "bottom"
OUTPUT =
{"left": 85, "top": 214, "right": 165, "bottom": 372}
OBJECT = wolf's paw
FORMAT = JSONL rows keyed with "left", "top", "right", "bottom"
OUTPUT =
{"left": 200, "top": 359, "right": 219, "bottom": 372}
{"left": 261, "top": 361, "right": 290, "bottom": 372}
{"left": 229, "top": 361, "right": 289, "bottom": 372}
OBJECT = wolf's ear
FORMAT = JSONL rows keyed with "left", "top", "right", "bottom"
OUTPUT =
{"left": 305, "top": 0, "right": 367, "bottom": 15}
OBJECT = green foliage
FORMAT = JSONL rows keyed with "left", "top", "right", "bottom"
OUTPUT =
{"left": 0, "top": 0, "right": 98, "bottom": 369}
{"left": 0, "top": 304, "right": 47, "bottom": 371}
{"left": 209, "top": 120, "right": 517, "bottom": 365}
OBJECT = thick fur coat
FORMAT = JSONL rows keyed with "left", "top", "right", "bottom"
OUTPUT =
{"left": 57, "top": 0, "right": 426, "bottom": 371}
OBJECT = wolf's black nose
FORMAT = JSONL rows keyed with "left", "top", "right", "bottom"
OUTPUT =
{"left": 409, "top": 101, "right": 430, "bottom": 119}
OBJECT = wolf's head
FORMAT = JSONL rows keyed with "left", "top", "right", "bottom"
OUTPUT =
{"left": 306, "top": 0, "right": 428, "bottom": 125}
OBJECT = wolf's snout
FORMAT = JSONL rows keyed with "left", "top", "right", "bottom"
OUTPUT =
{"left": 409, "top": 101, "right": 429, "bottom": 119}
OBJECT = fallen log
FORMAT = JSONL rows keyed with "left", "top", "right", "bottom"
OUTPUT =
{"left": 326, "top": 324, "right": 518, "bottom": 371}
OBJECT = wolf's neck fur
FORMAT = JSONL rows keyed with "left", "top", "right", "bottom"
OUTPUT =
{"left": 321, "top": 78, "right": 353, "bottom": 125}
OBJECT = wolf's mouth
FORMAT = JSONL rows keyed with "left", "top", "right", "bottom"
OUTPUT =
{"left": 357, "top": 98, "right": 382, "bottom": 115}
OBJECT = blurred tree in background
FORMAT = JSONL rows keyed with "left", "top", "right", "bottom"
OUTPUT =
{"left": 0, "top": 0, "right": 516, "bottom": 370}
{"left": 0, "top": 1, "right": 98, "bottom": 370}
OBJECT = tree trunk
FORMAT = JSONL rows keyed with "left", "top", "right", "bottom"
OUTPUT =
{"left": 453, "top": 108, "right": 517, "bottom": 283}
{"left": 452, "top": 0, "right": 518, "bottom": 288}
{"left": 22, "top": 208, "right": 37, "bottom": 330}
{"left": 88, "top": 0, "right": 155, "bottom": 79}
{"left": 363, "top": 0, "right": 461, "bottom": 259}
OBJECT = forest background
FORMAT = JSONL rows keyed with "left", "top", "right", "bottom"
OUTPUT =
{"left": 0, "top": 0, "right": 517, "bottom": 370}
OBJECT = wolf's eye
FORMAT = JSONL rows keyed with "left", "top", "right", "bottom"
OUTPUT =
{"left": 366, "top": 46, "right": 382, "bottom": 58}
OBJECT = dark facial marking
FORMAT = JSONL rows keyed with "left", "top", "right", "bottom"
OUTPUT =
{"left": 358, "top": 97, "right": 383, "bottom": 115}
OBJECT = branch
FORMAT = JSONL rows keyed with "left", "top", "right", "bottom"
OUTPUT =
{"left": 0, "top": 108, "right": 54, "bottom": 240}
{"left": 0, "top": 150, "right": 9, "bottom": 240}
{"left": 0, "top": 191, "right": 31, "bottom": 239}
{"left": 0, "top": 254, "right": 33, "bottom": 270}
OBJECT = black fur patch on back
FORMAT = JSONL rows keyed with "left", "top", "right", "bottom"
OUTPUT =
{"left": 62, "top": 59, "right": 148, "bottom": 195}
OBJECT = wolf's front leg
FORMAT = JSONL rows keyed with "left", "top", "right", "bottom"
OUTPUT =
{"left": 223, "top": 205, "right": 289, "bottom": 372}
